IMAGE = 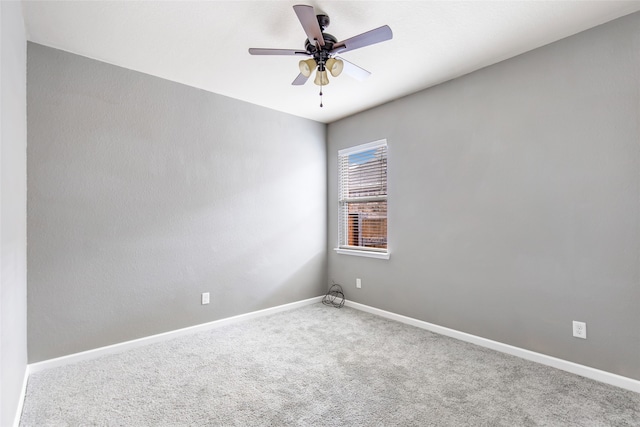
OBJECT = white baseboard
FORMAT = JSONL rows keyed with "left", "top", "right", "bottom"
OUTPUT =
{"left": 23, "top": 296, "right": 640, "bottom": 396}
{"left": 13, "top": 365, "right": 30, "bottom": 427}
{"left": 29, "top": 296, "right": 323, "bottom": 374}
{"left": 345, "top": 300, "right": 640, "bottom": 394}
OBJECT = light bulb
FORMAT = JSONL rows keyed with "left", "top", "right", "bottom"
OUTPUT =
{"left": 314, "top": 70, "right": 330, "bottom": 86}
{"left": 326, "top": 58, "right": 344, "bottom": 77}
{"left": 298, "top": 59, "right": 316, "bottom": 78}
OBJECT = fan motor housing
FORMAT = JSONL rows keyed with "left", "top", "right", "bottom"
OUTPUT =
{"left": 305, "top": 33, "right": 337, "bottom": 53}
{"left": 304, "top": 13, "right": 335, "bottom": 55}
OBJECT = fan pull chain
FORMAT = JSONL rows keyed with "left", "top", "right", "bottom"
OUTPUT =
{"left": 319, "top": 81, "right": 323, "bottom": 108}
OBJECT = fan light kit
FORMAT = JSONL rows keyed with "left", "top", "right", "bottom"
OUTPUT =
{"left": 249, "top": 4, "right": 393, "bottom": 107}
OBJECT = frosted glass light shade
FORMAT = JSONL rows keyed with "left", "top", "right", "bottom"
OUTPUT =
{"left": 298, "top": 59, "right": 316, "bottom": 77}
{"left": 326, "top": 58, "right": 344, "bottom": 77}
{"left": 314, "top": 70, "right": 330, "bottom": 86}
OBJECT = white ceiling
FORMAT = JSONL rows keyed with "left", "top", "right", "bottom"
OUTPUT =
{"left": 22, "top": 1, "right": 640, "bottom": 123}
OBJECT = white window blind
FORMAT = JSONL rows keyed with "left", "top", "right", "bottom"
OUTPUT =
{"left": 338, "top": 140, "right": 388, "bottom": 254}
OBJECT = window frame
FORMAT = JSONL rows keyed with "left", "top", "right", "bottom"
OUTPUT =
{"left": 334, "top": 139, "right": 390, "bottom": 260}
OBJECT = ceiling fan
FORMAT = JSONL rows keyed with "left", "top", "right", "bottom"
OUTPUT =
{"left": 248, "top": 4, "right": 392, "bottom": 106}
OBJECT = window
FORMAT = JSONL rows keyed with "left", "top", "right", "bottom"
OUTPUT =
{"left": 336, "top": 140, "right": 389, "bottom": 259}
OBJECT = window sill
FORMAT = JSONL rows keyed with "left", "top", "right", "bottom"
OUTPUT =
{"left": 334, "top": 248, "right": 390, "bottom": 260}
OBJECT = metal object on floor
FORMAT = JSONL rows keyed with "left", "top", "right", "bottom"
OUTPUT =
{"left": 322, "top": 283, "right": 345, "bottom": 308}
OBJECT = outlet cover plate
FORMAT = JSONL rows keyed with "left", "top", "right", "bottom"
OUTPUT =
{"left": 202, "top": 292, "right": 210, "bottom": 305}
{"left": 572, "top": 321, "right": 586, "bottom": 339}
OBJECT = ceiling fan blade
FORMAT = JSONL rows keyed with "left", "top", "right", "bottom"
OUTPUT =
{"left": 291, "top": 73, "right": 309, "bottom": 86}
{"left": 330, "top": 25, "right": 392, "bottom": 54}
{"left": 293, "top": 5, "right": 325, "bottom": 47}
{"left": 248, "top": 48, "right": 309, "bottom": 56}
{"left": 336, "top": 56, "right": 371, "bottom": 81}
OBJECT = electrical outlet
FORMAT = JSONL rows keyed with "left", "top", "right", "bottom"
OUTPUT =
{"left": 356, "top": 278, "right": 361, "bottom": 289}
{"left": 572, "top": 321, "right": 586, "bottom": 339}
{"left": 201, "top": 292, "right": 210, "bottom": 305}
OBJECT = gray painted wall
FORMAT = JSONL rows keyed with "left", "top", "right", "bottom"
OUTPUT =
{"left": 27, "top": 43, "right": 327, "bottom": 363}
{"left": 328, "top": 13, "right": 640, "bottom": 379}
{"left": 1, "top": 2, "right": 28, "bottom": 425}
